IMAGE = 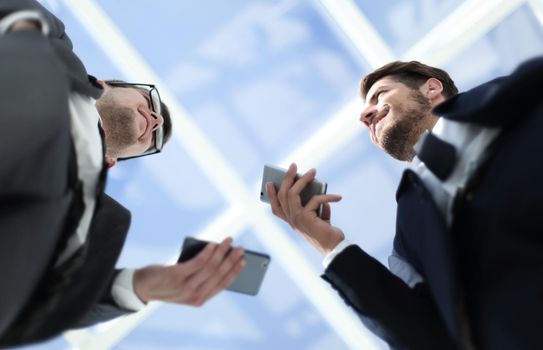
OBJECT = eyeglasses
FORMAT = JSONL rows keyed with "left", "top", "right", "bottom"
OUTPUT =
{"left": 106, "top": 82, "right": 164, "bottom": 160}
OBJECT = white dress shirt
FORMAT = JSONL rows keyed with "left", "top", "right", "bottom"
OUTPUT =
{"left": 66, "top": 93, "right": 146, "bottom": 311}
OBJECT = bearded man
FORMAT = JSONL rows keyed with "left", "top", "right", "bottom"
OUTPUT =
{"left": 267, "top": 58, "right": 543, "bottom": 350}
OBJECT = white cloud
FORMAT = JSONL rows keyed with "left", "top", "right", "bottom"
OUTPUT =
{"left": 145, "top": 142, "right": 225, "bottom": 210}
{"left": 198, "top": 2, "right": 310, "bottom": 66}
{"left": 387, "top": 1, "right": 416, "bottom": 44}
{"left": 310, "top": 49, "right": 354, "bottom": 90}
{"left": 261, "top": 3, "right": 311, "bottom": 50}
{"left": 197, "top": 4, "right": 265, "bottom": 65}
{"left": 165, "top": 62, "right": 218, "bottom": 95}
{"left": 138, "top": 298, "right": 264, "bottom": 341}
{"left": 231, "top": 78, "right": 316, "bottom": 149}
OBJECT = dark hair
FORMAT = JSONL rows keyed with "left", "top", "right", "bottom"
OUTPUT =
{"left": 361, "top": 61, "right": 458, "bottom": 100}
{"left": 104, "top": 80, "right": 172, "bottom": 143}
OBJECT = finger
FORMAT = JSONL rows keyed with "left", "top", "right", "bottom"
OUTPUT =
{"left": 200, "top": 237, "right": 233, "bottom": 272}
{"left": 196, "top": 254, "right": 246, "bottom": 305}
{"left": 321, "top": 202, "right": 332, "bottom": 222}
{"left": 192, "top": 247, "right": 245, "bottom": 304}
{"left": 277, "top": 163, "right": 298, "bottom": 217}
{"left": 185, "top": 237, "right": 233, "bottom": 290}
{"left": 287, "top": 168, "right": 317, "bottom": 211}
{"left": 287, "top": 168, "right": 318, "bottom": 222}
{"left": 207, "top": 246, "right": 244, "bottom": 286}
{"left": 305, "top": 194, "right": 342, "bottom": 214}
{"left": 214, "top": 246, "right": 244, "bottom": 280}
{"left": 178, "top": 241, "right": 216, "bottom": 275}
{"left": 267, "top": 182, "right": 287, "bottom": 220}
{"left": 209, "top": 257, "right": 246, "bottom": 299}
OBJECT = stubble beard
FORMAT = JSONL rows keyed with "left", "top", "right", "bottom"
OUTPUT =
{"left": 380, "top": 90, "right": 433, "bottom": 161}
{"left": 96, "top": 94, "right": 138, "bottom": 159}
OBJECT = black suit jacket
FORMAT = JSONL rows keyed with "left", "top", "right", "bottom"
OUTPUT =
{"left": 0, "top": 1, "right": 134, "bottom": 345}
{"left": 323, "top": 56, "right": 543, "bottom": 350}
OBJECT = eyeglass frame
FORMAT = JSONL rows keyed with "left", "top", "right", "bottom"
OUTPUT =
{"left": 105, "top": 82, "right": 164, "bottom": 160}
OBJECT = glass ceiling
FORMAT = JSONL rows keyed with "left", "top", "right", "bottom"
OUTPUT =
{"left": 22, "top": 0, "right": 543, "bottom": 349}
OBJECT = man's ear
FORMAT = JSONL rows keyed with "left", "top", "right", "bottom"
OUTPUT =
{"left": 424, "top": 78, "right": 444, "bottom": 104}
{"left": 425, "top": 78, "right": 443, "bottom": 96}
{"left": 105, "top": 156, "right": 117, "bottom": 168}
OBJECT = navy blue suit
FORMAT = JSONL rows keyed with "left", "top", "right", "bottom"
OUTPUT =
{"left": 324, "top": 57, "right": 543, "bottom": 350}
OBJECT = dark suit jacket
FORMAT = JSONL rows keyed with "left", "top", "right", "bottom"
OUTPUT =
{"left": 323, "top": 56, "right": 543, "bottom": 350}
{"left": 0, "top": 1, "right": 134, "bottom": 346}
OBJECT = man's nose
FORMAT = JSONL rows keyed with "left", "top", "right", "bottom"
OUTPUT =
{"left": 150, "top": 112, "right": 164, "bottom": 131}
{"left": 360, "top": 105, "right": 377, "bottom": 127}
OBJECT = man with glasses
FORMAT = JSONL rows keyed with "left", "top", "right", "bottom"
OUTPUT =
{"left": 0, "top": 1, "right": 245, "bottom": 346}
{"left": 98, "top": 81, "right": 170, "bottom": 164}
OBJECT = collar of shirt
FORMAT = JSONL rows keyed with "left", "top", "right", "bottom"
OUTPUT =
{"left": 55, "top": 93, "right": 103, "bottom": 265}
{"left": 411, "top": 117, "right": 501, "bottom": 225}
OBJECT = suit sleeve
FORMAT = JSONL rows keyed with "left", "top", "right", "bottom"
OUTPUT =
{"left": 68, "top": 194, "right": 135, "bottom": 328}
{"left": 0, "top": 4, "right": 75, "bottom": 336}
{"left": 0, "top": 0, "right": 101, "bottom": 99}
{"left": 0, "top": 0, "right": 73, "bottom": 44}
{"left": 323, "top": 245, "right": 456, "bottom": 350}
{"left": 71, "top": 269, "right": 136, "bottom": 328}
{"left": 0, "top": 2, "right": 115, "bottom": 334}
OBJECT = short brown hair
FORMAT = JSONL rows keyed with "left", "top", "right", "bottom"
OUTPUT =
{"left": 104, "top": 80, "right": 172, "bottom": 143}
{"left": 361, "top": 61, "right": 458, "bottom": 100}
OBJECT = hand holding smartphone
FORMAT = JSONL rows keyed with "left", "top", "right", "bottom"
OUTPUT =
{"left": 178, "top": 237, "right": 270, "bottom": 296}
{"left": 260, "top": 164, "right": 328, "bottom": 218}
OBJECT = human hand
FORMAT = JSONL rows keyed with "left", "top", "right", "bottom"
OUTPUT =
{"left": 267, "top": 163, "right": 345, "bottom": 255}
{"left": 133, "top": 237, "right": 245, "bottom": 306}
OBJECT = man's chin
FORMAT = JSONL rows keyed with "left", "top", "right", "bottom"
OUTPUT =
{"left": 381, "top": 139, "right": 415, "bottom": 161}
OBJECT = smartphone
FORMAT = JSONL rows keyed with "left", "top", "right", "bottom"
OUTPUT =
{"left": 177, "top": 237, "right": 271, "bottom": 296}
{"left": 260, "top": 164, "right": 328, "bottom": 218}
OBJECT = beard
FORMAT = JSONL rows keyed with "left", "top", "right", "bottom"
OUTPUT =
{"left": 96, "top": 93, "right": 138, "bottom": 158}
{"left": 380, "top": 90, "right": 433, "bottom": 161}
